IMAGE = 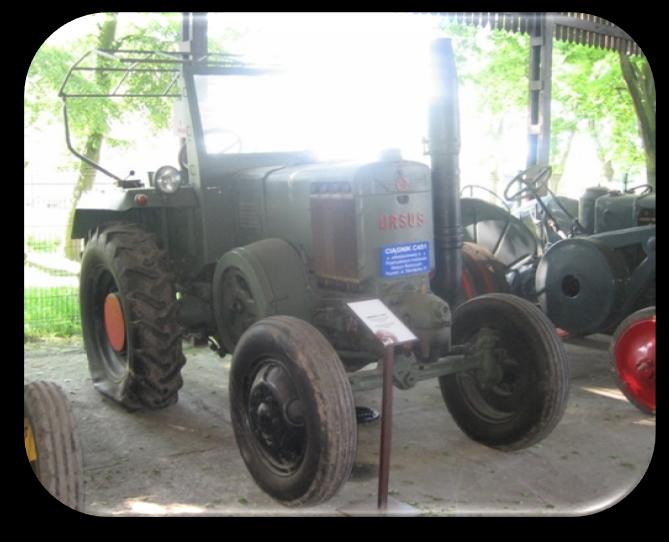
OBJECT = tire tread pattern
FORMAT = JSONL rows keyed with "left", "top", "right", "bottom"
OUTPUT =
{"left": 24, "top": 381, "right": 85, "bottom": 511}
{"left": 81, "top": 222, "right": 185, "bottom": 410}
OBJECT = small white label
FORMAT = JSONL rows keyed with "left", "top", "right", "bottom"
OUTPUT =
{"left": 347, "top": 299, "right": 418, "bottom": 346}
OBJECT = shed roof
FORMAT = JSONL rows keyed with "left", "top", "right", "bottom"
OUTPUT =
{"left": 431, "top": 12, "right": 642, "bottom": 56}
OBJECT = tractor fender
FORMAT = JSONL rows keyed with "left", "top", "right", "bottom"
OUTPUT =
{"left": 213, "top": 238, "right": 314, "bottom": 353}
{"left": 71, "top": 186, "right": 198, "bottom": 239}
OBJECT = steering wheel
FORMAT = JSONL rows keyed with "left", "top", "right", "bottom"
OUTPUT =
{"left": 204, "top": 128, "right": 242, "bottom": 154}
{"left": 461, "top": 184, "right": 511, "bottom": 211}
{"left": 178, "top": 129, "right": 243, "bottom": 169}
{"left": 503, "top": 165, "right": 553, "bottom": 203}
{"left": 625, "top": 184, "right": 654, "bottom": 196}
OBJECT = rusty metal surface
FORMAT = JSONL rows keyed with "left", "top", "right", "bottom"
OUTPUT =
{"left": 310, "top": 197, "right": 359, "bottom": 281}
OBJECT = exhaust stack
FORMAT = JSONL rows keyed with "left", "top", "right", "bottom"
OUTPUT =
{"left": 429, "top": 38, "right": 463, "bottom": 307}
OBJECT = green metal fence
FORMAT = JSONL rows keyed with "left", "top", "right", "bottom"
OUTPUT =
{"left": 24, "top": 183, "right": 81, "bottom": 339}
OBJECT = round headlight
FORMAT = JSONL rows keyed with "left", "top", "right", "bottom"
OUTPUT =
{"left": 154, "top": 166, "right": 181, "bottom": 194}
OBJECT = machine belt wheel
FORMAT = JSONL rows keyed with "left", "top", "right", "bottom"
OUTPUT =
{"left": 79, "top": 222, "right": 186, "bottom": 410}
{"left": 24, "top": 381, "right": 85, "bottom": 511}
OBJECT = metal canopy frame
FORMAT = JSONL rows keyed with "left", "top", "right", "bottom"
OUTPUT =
{"left": 432, "top": 12, "right": 643, "bottom": 171}
{"left": 59, "top": 45, "right": 275, "bottom": 183}
{"left": 58, "top": 48, "right": 270, "bottom": 100}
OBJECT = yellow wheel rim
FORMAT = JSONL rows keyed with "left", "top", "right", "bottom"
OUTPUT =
{"left": 24, "top": 416, "right": 37, "bottom": 463}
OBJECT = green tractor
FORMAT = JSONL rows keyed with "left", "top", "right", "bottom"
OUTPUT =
{"left": 61, "top": 35, "right": 569, "bottom": 506}
{"left": 458, "top": 166, "right": 655, "bottom": 414}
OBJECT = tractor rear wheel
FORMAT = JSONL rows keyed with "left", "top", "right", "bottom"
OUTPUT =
{"left": 79, "top": 222, "right": 185, "bottom": 410}
{"left": 458, "top": 242, "right": 510, "bottom": 304}
{"left": 24, "top": 381, "right": 84, "bottom": 511}
{"left": 229, "top": 316, "right": 356, "bottom": 507}
{"left": 610, "top": 306, "right": 655, "bottom": 415}
{"left": 440, "top": 293, "right": 570, "bottom": 450}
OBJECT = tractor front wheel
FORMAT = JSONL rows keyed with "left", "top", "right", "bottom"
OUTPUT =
{"left": 440, "top": 293, "right": 570, "bottom": 450}
{"left": 229, "top": 316, "right": 357, "bottom": 507}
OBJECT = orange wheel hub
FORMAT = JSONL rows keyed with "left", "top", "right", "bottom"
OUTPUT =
{"left": 104, "top": 293, "right": 126, "bottom": 352}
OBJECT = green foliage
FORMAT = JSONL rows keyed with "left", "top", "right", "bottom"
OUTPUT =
{"left": 438, "top": 20, "right": 647, "bottom": 183}
{"left": 552, "top": 42, "right": 644, "bottom": 173}
{"left": 24, "top": 286, "right": 81, "bottom": 338}
{"left": 25, "top": 13, "right": 182, "bottom": 144}
{"left": 26, "top": 235, "right": 61, "bottom": 253}
{"left": 442, "top": 23, "right": 529, "bottom": 113}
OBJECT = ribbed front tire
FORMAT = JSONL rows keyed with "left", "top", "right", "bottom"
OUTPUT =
{"left": 441, "top": 294, "right": 570, "bottom": 450}
{"left": 230, "top": 316, "right": 357, "bottom": 507}
{"left": 24, "top": 381, "right": 84, "bottom": 511}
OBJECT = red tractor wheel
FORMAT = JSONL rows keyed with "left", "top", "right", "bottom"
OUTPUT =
{"left": 610, "top": 307, "right": 656, "bottom": 415}
{"left": 459, "top": 242, "right": 509, "bottom": 303}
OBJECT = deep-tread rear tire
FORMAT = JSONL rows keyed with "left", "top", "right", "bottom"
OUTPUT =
{"left": 230, "top": 316, "right": 356, "bottom": 507}
{"left": 458, "top": 242, "right": 510, "bottom": 304}
{"left": 24, "top": 381, "right": 85, "bottom": 511}
{"left": 80, "top": 222, "right": 185, "bottom": 410}
{"left": 440, "top": 293, "right": 570, "bottom": 450}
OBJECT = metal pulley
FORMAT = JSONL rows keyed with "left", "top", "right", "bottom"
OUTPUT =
{"left": 535, "top": 237, "right": 630, "bottom": 336}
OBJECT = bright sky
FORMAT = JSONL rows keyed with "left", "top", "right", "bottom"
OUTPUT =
{"left": 206, "top": 12, "right": 440, "bottom": 162}
{"left": 29, "top": 12, "right": 614, "bottom": 199}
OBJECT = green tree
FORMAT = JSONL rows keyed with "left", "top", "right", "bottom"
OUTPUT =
{"left": 552, "top": 42, "right": 647, "bottom": 188}
{"left": 25, "top": 13, "right": 182, "bottom": 260}
{"left": 439, "top": 20, "right": 649, "bottom": 194}
{"left": 619, "top": 53, "right": 655, "bottom": 188}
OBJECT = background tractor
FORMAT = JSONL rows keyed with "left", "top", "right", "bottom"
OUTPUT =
{"left": 456, "top": 166, "right": 655, "bottom": 414}
{"left": 61, "top": 21, "right": 570, "bottom": 506}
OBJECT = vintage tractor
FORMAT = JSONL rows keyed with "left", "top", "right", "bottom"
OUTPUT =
{"left": 61, "top": 36, "right": 570, "bottom": 506}
{"left": 457, "top": 166, "right": 655, "bottom": 414}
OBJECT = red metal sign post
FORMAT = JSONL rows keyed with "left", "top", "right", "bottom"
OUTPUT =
{"left": 341, "top": 300, "right": 420, "bottom": 516}
{"left": 377, "top": 338, "right": 395, "bottom": 510}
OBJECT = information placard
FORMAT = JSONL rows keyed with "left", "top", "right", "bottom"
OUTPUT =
{"left": 347, "top": 299, "right": 418, "bottom": 346}
{"left": 380, "top": 241, "right": 430, "bottom": 278}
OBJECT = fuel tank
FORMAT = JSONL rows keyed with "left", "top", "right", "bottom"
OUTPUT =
{"left": 594, "top": 191, "right": 656, "bottom": 233}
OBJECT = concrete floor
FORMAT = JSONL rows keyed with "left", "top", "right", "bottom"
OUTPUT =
{"left": 24, "top": 334, "right": 655, "bottom": 516}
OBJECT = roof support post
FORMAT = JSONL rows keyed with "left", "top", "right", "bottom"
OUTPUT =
{"left": 527, "top": 13, "right": 554, "bottom": 172}
{"left": 182, "top": 12, "right": 208, "bottom": 59}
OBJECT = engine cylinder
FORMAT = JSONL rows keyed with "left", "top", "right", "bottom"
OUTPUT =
{"left": 578, "top": 186, "right": 609, "bottom": 234}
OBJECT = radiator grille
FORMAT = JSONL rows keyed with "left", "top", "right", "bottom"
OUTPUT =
{"left": 310, "top": 197, "right": 358, "bottom": 281}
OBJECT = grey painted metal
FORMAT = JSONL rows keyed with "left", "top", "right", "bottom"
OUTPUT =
{"left": 212, "top": 238, "right": 315, "bottom": 352}
{"left": 348, "top": 353, "right": 474, "bottom": 392}
{"left": 527, "top": 13, "right": 553, "bottom": 171}
{"left": 536, "top": 237, "right": 630, "bottom": 335}
{"left": 184, "top": 12, "right": 208, "bottom": 61}
{"left": 579, "top": 187, "right": 610, "bottom": 234}
{"left": 594, "top": 192, "right": 656, "bottom": 233}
